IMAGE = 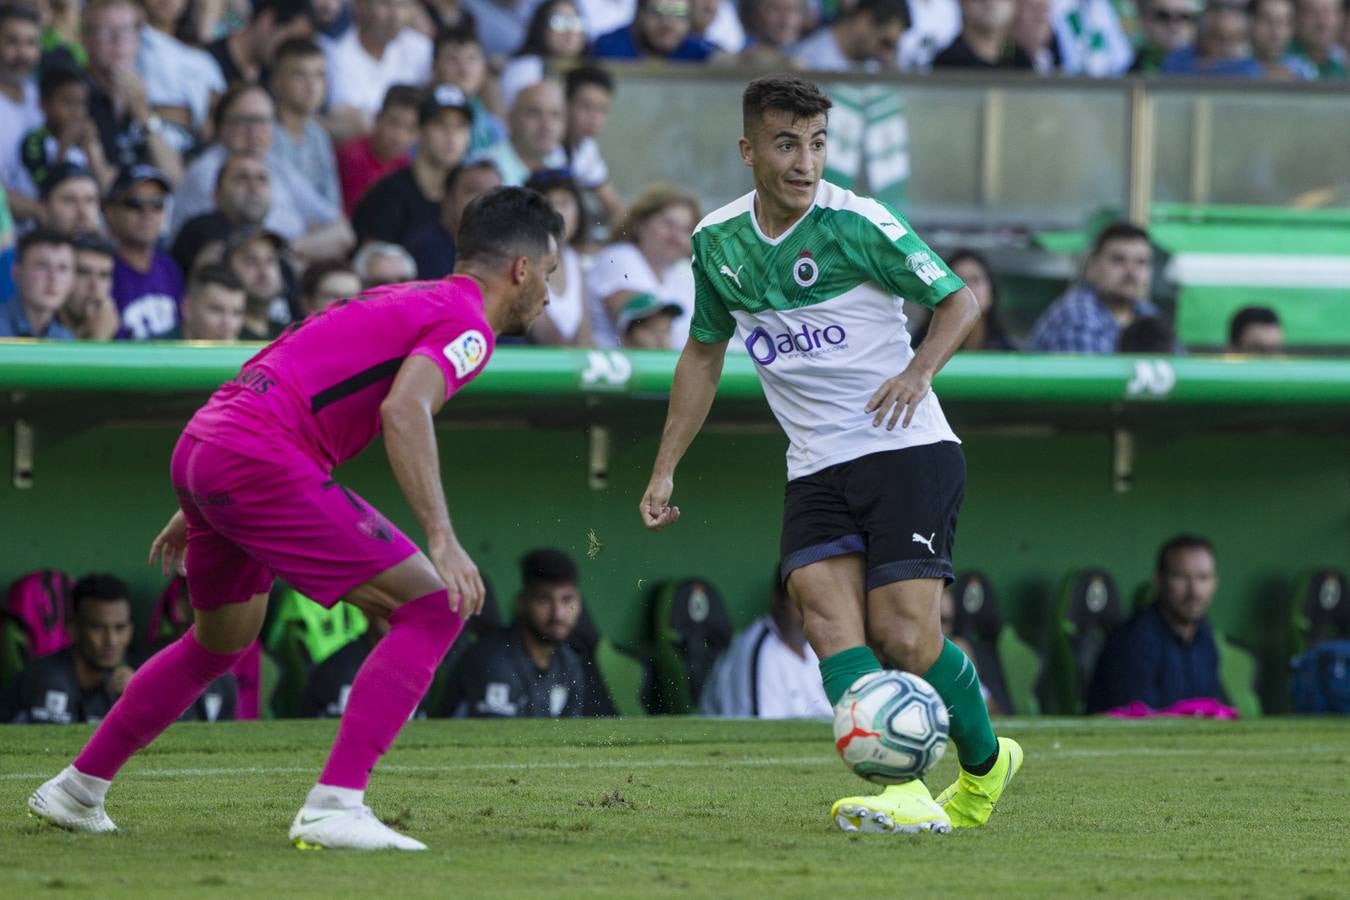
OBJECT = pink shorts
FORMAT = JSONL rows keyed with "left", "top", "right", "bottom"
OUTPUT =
{"left": 170, "top": 433, "right": 419, "bottom": 611}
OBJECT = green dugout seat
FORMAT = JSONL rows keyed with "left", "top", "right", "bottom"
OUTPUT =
{"left": 1292, "top": 569, "right": 1349, "bottom": 656}
{"left": 568, "top": 605, "right": 651, "bottom": 716}
{"left": 648, "top": 578, "right": 732, "bottom": 714}
{"left": 949, "top": 572, "right": 1040, "bottom": 715}
{"left": 1041, "top": 569, "right": 1124, "bottom": 714}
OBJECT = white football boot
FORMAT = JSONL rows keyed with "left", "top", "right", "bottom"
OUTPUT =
{"left": 289, "top": 805, "right": 427, "bottom": 851}
{"left": 28, "top": 771, "right": 118, "bottom": 833}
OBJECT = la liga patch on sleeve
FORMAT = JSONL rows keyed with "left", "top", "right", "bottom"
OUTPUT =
{"left": 443, "top": 329, "right": 488, "bottom": 378}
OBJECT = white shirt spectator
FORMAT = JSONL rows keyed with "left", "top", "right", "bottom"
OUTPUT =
{"left": 138, "top": 25, "right": 225, "bottom": 132}
{"left": 0, "top": 81, "right": 41, "bottom": 195}
{"left": 791, "top": 27, "right": 854, "bottom": 71}
{"left": 463, "top": 0, "right": 545, "bottom": 58}
{"left": 544, "top": 245, "right": 585, "bottom": 340}
{"left": 586, "top": 240, "right": 693, "bottom": 349}
{"left": 898, "top": 0, "right": 962, "bottom": 69}
{"left": 481, "top": 139, "right": 566, "bottom": 187}
{"left": 577, "top": 0, "right": 633, "bottom": 38}
{"left": 499, "top": 55, "right": 545, "bottom": 111}
{"left": 702, "top": 0, "right": 747, "bottom": 53}
{"left": 565, "top": 136, "right": 609, "bottom": 190}
{"left": 1051, "top": 0, "right": 1133, "bottom": 76}
{"left": 324, "top": 27, "right": 432, "bottom": 118}
{"left": 699, "top": 615, "right": 831, "bottom": 719}
{"left": 170, "top": 143, "right": 342, "bottom": 241}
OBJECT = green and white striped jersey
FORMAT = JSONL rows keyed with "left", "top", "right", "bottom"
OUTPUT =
{"left": 690, "top": 180, "right": 964, "bottom": 480}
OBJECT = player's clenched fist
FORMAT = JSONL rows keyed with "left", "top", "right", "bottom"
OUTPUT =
{"left": 640, "top": 473, "right": 681, "bottom": 530}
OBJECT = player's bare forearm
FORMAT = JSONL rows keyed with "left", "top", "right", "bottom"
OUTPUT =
{"left": 866, "top": 287, "right": 979, "bottom": 430}
{"left": 651, "top": 337, "right": 728, "bottom": 478}
{"left": 381, "top": 401, "right": 455, "bottom": 545}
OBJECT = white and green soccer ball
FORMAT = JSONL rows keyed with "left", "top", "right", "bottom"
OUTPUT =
{"left": 832, "top": 670, "right": 949, "bottom": 784}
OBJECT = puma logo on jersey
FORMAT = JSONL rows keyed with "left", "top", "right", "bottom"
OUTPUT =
{"left": 719, "top": 264, "right": 744, "bottom": 289}
{"left": 912, "top": 532, "right": 936, "bottom": 554}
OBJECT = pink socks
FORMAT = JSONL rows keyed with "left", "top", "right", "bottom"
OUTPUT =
{"left": 73, "top": 628, "right": 245, "bottom": 780}
{"left": 318, "top": 590, "right": 463, "bottom": 790}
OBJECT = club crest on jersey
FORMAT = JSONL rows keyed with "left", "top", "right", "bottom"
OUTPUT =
{"left": 444, "top": 329, "right": 487, "bottom": 378}
{"left": 792, "top": 250, "right": 819, "bottom": 288}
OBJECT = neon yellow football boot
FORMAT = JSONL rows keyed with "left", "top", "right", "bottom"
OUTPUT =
{"left": 934, "top": 736, "right": 1023, "bottom": 828}
{"left": 831, "top": 778, "right": 951, "bottom": 834}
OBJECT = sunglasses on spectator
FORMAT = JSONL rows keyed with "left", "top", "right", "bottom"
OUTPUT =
{"left": 647, "top": 0, "right": 690, "bottom": 18}
{"left": 119, "top": 197, "right": 167, "bottom": 212}
{"left": 550, "top": 13, "right": 585, "bottom": 32}
{"left": 1151, "top": 9, "right": 1197, "bottom": 22}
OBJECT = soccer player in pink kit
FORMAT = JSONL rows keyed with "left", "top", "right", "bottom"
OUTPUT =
{"left": 27, "top": 188, "right": 563, "bottom": 851}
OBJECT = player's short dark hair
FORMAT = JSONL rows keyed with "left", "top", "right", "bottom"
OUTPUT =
{"left": 274, "top": 36, "right": 324, "bottom": 69}
{"left": 520, "top": 548, "right": 579, "bottom": 590}
{"left": 565, "top": 64, "right": 614, "bottom": 101}
{"left": 1090, "top": 221, "right": 1151, "bottom": 257}
{"left": 1156, "top": 535, "right": 1215, "bottom": 576}
{"left": 17, "top": 227, "right": 74, "bottom": 262}
{"left": 213, "top": 82, "right": 270, "bottom": 134}
{"left": 742, "top": 75, "right": 832, "bottom": 132}
{"left": 455, "top": 186, "right": 563, "bottom": 269}
{"left": 1117, "top": 316, "right": 1175, "bottom": 353}
{"left": 443, "top": 158, "right": 500, "bottom": 195}
{"left": 0, "top": 3, "right": 40, "bottom": 30}
{"left": 72, "top": 573, "right": 131, "bottom": 612}
{"left": 379, "top": 84, "right": 423, "bottom": 117}
{"left": 300, "top": 258, "right": 358, "bottom": 299}
{"left": 189, "top": 262, "right": 244, "bottom": 296}
{"left": 848, "top": 0, "right": 909, "bottom": 25}
{"left": 1228, "top": 305, "right": 1281, "bottom": 347}
{"left": 39, "top": 64, "right": 86, "bottom": 101}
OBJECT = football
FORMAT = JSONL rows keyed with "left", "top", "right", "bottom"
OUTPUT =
{"left": 832, "top": 670, "right": 950, "bottom": 784}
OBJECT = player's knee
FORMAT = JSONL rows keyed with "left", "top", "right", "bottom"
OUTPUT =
{"left": 871, "top": 622, "right": 938, "bottom": 672}
{"left": 389, "top": 589, "right": 462, "bottom": 641}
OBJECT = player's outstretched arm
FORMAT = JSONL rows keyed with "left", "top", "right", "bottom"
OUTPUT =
{"left": 866, "top": 286, "right": 981, "bottom": 430}
{"left": 380, "top": 355, "right": 486, "bottom": 615}
{"left": 640, "top": 337, "right": 729, "bottom": 531}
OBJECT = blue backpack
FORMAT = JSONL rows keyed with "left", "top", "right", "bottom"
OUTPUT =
{"left": 1291, "top": 640, "right": 1350, "bottom": 714}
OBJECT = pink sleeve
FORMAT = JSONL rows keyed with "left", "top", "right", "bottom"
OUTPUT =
{"left": 409, "top": 320, "right": 494, "bottom": 402}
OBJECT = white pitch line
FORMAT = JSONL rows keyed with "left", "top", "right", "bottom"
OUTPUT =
{"left": 2, "top": 744, "right": 1345, "bottom": 782}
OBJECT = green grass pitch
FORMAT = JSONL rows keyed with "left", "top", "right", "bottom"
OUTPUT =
{"left": 2, "top": 717, "right": 1347, "bottom": 898}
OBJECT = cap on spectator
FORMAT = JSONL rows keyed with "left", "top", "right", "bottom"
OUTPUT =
{"left": 616, "top": 293, "right": 683, "bottom": 334}
{"left": 106, "top": 164, "right": 172, "bottom": 204}
{"left": 39, "top": 162, "right": 97, "bottom": 200}
{"left": 224, "top": 224, "right": 287, "bottom": 257}
{"left": 419, "top": 84, "right": 474, "bottom": 126}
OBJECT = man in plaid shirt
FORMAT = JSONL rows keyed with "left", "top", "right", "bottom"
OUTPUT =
{"left": 1027, "top": 222, "right": 1159, "bottom": 353}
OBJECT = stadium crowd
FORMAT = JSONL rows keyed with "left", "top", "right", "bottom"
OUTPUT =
{"left": 0, "top": 0, "right": 1344, "bottom": 349}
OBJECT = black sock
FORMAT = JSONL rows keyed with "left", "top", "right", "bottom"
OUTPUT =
{"left": 964, "top": 746, "right": 1000, "bottom": 777}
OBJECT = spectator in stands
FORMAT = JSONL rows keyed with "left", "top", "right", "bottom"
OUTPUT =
{"left": 324, "top": 0, "right": 433, "bottom": 131}
{"left": 135, "top": 0, "right": 226, "bottom": 148}
{"left": 432, "top": 26, "right": 508, "bottom": 157}
{"left": 484, "top": 79, "right": 567, "bottom": 186}
{"left": 500, "top": 0, "right": 590, "bottom": 110}
{"left": 0, "top": 6, "right": 44, "bottom": 210}
{"left": 618, "top": 294, "right": 682, "bottom": 348}
{"left": 5, "top": 574, "right": 134, "bottom": 723}
{"left": 525, "top": 168, "right": 591, "bottom": 345}
{"left": 81, "top": 0, "right": 183, "bottom": 184}
{"left": 587, "top": 182, "right": 698, "bottom": 348}
{"left": 1161, "top": 0, "right": 1264, "bottom": 75}
{"left": 353, "top": 240, "right": 418, "bottom": 287}
{"left": 171, "top": 153, "right": 272, "bottom": 275}
{"left": 300, "top": 611, "right": 395, "bottom": 717}
{"left": 169, "top": 263, "right": 246, "bottom": 340}
{"left": 691, "top": 0, "right": 745, "bottom": 53}
{"left": 1227, "top": 305, "right": 1284, "bottom": 353}
{"left": 171, "top": 84, "right": 352, "bottom": 262}
{"left": 224, "top": 225, "right": 288, "bottom": 339}
{"left": 310, "top": 0, "right": 354, "bottom": 37}
{"left": 562, "top": 65, "right": 623, "bottom": 233}
{"left": 737, "top": 0, "right": 807, "bottom": 63}
{"left": 298, "top": 258, "right": 361, "bottom": 316}
{"left": 270, "top": 38, "right": 341, "bottom": 210}
{"left": 1087, "top": 535, "right": 1225, "bottom": 713}
{"left": 335, "top": 84, "right": 418, "bottom": 217}
{"left": 1050, "top": 0, "right": 1133, "bottom": 75}
{"left": 41, "top": 162, "right": 104, "bottom": 234}
{"left": 463, "top": 0, "right": 543, "bottom": 59}
{"left": 406, "top": 158, "right": 502, "bottom": 279}
{"left": 1289, "top": 0, "right": 1347, "bottom": 77}
{"left": 0, "top": 227, "right": 75, "bottom": 338}
{"left": 1117, "top": 315, "right": 1177, "bottom": 353}
{"left": 949, "top": 249, "right": 1014, "bottom": 351}
{"left": 897, "top": 0, "right": 962, "bottom": 68}
{"left": 933, "top": 0, "right": 1034, "bottom": 68}
{"left": 1026, "top": 221, "right": 1158, "bottom": 354}
{"left": 1130, "top": 0, "right": 1200, "bottom": 72}
{"left": 207, "top": 0, "right": 311, "bottom": 85}
{"left": 448, "top": 548, "right": 589, "bottom": 718}
{"left": 8, "top": 65, "right": 114, "bottom": 211}
{"left": 790, "top": 0, "right": 908, "bottom": 70}
{"left": 1013, "top": 0, "right": 1060, "bottom": 72}
{"left": 59, "top": 232, "right": 120, "bottom": 339}
{"left": 422, "top": 0, "right": 477, "bottom": 34}
{"left": 593, "top": 0, "right": 719, "bottom": 61}
{"left": 354, "top": 84, "right": 472, "bottom": 246}
{"left": 105, "top": 164, "right": 182, "bottom": 339}
{"left": 700, "top": 569, "right": 831, "bottom": 718}
{"left": 1251, "top": 0, "right": 1310, "bottom": 78}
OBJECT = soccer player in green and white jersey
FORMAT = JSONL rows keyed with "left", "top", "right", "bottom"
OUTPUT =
{"left": 638, "top": 75, "right": 1022, "bottom": 834}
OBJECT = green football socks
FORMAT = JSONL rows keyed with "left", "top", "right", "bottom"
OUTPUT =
{"left": 819, "top": 645, "right": 883, "bottom": 707}
{"left": 923, "top": 639, "right": 999, "bottom": 771}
